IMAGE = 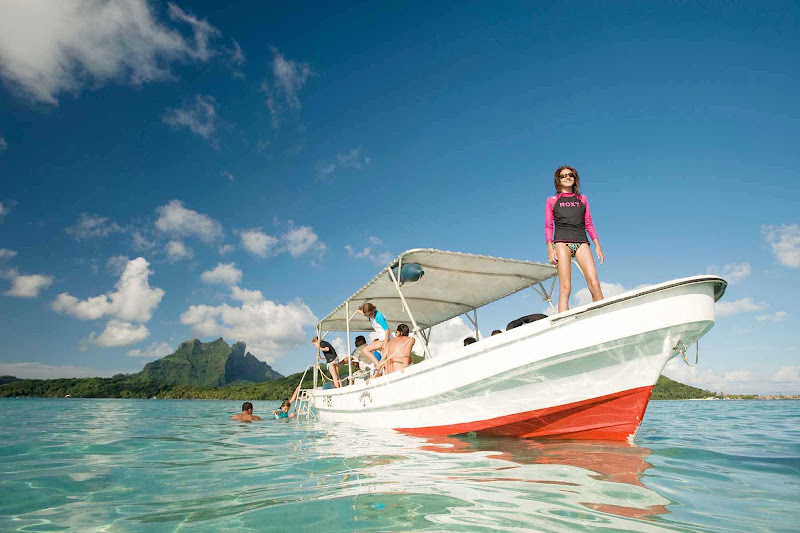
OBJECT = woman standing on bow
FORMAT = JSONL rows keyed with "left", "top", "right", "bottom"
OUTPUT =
{"left": 545, "top": 165, "right": 605, "bottom": 312}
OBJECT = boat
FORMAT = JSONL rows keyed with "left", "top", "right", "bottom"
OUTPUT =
{"left": 301, "top": 248, "right": 727, "bottom": 442}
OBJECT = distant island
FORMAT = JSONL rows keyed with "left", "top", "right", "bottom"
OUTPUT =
{"left": 0, "top": 338, "right": 308, "bottom": 401}
{"left": 0, "top": 339, "right": 792, "bottom": 400}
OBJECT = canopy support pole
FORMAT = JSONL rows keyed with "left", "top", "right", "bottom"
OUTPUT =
{"left": 313, "top": 325, "right": 320, "bottom": 389}
{"left": 387, "top": 262, "right": 433, "bottom": 360}
{"left": 345, "top": 300, "right": 352, "bottom": 385}
{"left": 523, "top": 276, "right": 558, "bottom": 313}
{"left": 464, "top": 308, "right": 479, "bottom": 339}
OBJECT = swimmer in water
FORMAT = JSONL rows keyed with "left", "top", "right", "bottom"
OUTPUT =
{"left": 273, "top": 382, "right": 302, "bottom": 419}
{"left": 231, "top": 401, "right": 262, "bottom": 422}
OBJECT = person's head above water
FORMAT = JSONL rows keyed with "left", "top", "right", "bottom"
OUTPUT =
{"left": 554, "top": 165, "right": 581, "bottom": 195}
{"left": 280, "top": 400, "right": 291, "bottom": 412}
{"left": 241, "top": 402, "right": 253, "bottom": 413}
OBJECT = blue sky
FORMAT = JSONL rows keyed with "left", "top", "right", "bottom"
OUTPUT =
{"left": 0, "top": 1, "right": 798, "bottom": 394}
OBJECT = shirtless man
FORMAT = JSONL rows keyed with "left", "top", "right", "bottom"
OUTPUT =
{"left": 377, "top": 324, "right": 415, "bottom": 375}
{"left": 231, "top": 401, "right": 262, "bottom": 421}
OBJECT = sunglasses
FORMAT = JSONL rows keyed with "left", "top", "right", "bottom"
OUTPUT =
{"left": 559, "top": 173, "right": 575, "bottom": 179}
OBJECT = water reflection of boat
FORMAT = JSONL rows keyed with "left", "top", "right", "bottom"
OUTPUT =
{"left": 418, "top": 435, "right": 670, "bottom": 519}
{"left": 306, "top": 249, "right": 726, "bottom": 441}
{"left": 321, "top": 426, "right": 674, "bottom": 529}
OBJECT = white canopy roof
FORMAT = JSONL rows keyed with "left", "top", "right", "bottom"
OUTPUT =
{"left": 317, "top": 249, "right": 557, "bottom": 332}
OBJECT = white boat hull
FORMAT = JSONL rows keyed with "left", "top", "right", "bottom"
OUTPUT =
{"left": 309, "top": 277, "right": 723, "bottom": 441}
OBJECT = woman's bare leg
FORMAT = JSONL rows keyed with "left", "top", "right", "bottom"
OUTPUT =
{"left": 361, "top": 340, "right": 381, "bottom": 368}
{"left": 554, "top": 243, "right": 573, "bottom": 312}
{"left": 575, "top": 244, "right": 604, "bottom": 302}
{"left": 329, "top": 363, "right": 341, "bottom": 388}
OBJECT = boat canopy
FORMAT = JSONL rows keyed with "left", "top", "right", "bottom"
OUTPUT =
{"left": 317, "top": 249, "right": 557, "bottom": 332}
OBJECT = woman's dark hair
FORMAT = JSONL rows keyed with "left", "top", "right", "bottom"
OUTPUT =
{"left": 554, "top": 166, "right": 581, "bottom": 196}
{"left": 396, "top": 324, "right": 410, "bottom": 336}
{"left": 280, "top": 400, "right": 291, "bottom": 409}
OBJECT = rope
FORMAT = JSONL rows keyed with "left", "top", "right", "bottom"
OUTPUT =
{"left": 674, "top": 340, "right": 699, "bottom": 367}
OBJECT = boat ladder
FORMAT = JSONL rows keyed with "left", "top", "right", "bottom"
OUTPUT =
{"left": 295, "top": 389, "right": 316, "bottom": 420}
{"left": 292, "top": 364, "right": 316, "bottom": 420}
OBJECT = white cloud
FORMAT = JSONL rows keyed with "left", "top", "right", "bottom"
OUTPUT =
{"left": 0, "top": 248, "right": 17, "bottom": 260}
{"left": 762, "top": 224, "right": 800, "bottom": 268}
{"left": 132, "top": 230, "right": 156, "bottom": 251}
{"left": 240, "top": 228, "right": 278, "bottom": 257}
{"left": 716, "top": 297, "right": 768, "bottom": 317}
{"left": 773, "top": 366, "right": 800, "bottom": 383}
{"left": 180, "top": 292, "right": 317, "bottom": 362}
{"left": 0, "top": 136, "right": 7, "bottom": 150}
{"left": 0, "top": 201, "right": 10, "bottom": 217}
{"left": 230, "top": 286, "right": 264, "bottom": 304}
{"left": 756, "top": 311, "right": 787, "bottom": 323}
{"left": 51, "top": 257, "right": 164, "bottom": 322}
{"left": 319, "top": 147, "right": 371, "bottom": 177}
{"left": 127, "top": 341, "right": 173, "bottom": 359}
{"left": 163, "top": 94, "right": 219, "bottom": 147}
{"left": 66, "top": 213, "right": 123, "bottom": 240}
{"left": 155, "top": 199, "right": 223, "bottom": 243}
{"left": 165, "top": 240, "right": 193, "bottom": 262}
{"left": 166, "top": 3, "right": 218, "bottom": 61}
{"left": 51, "top": 293, "right": 114, "bottom": 320}
{"left": 345, "top": 244, "right": 370, "bottom": 259}
{"left": 218, "top": 243, "right": 235, "bottom": 255}
{"left": 0, "top": 0, "right": 220, "bottom": 105}
{"left": 107, "top": 255, "right": 130, "bottom": 276}
{"left": 200, "top": 262, "right": 242, "bottom": 286}
{"left": 721, "top": 370, "right": 751, "bottom": 383}
{"left": 706, "top": 262, "right": 751, "bottom": 284}
{"left": 0, "top": 361, "right": 123, "bottom": 379}
{"left": 1, "top": 268, "right": 54, "bottom": 297}
{"left": 664, "top": 359, "right": 800, "bottom": 395}
{"left": 573, "top": 282, "right": 629, "bottom": 307}
{"left": 260, "top": 48, "right": 312, "bottom": 128}
{"left": 662, "top": 359, "right": 741, "bottom": 392}
{"left": 221, "top": 170, "right": 234, "bottom": 181}
{"left": 345, "top": 237, "right": 393, "bottom": 266}
{"left": 426, "top": 317, "right": 477, "bottom": 358}
{"left": 88, "top": 319, "right": 149, "bottom": 347}
{"left": 285, "top": 224, "right": 324, "bottom": 257}
{"left": 228, "top": 39, "right": 245, "bottom": 64}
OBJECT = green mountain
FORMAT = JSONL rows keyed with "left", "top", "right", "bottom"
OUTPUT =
{"left": 650, "top": 375, "right": 719, "bottom": 400}
{"left": 137, "top": 338, "right": 283, "bottom": 386}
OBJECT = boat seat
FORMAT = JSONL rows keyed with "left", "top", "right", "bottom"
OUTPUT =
{"left": 506, "top": 313, "right": 548, "bottom": 330}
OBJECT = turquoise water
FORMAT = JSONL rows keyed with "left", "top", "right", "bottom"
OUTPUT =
{"left": 1, "top": 399, "right": 798, "bottom": 532}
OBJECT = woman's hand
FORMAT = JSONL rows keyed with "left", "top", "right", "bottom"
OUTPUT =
{"left": 595, "top": 244, "right": 605, "bottom": 265}
{"left": 547, "top": 244, "right": 558, "bottom": 264}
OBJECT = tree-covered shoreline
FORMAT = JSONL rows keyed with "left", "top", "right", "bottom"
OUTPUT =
{"left": 0, "top": 372, "right": 314, "bottom": 401}
{"left": 1, "top": 373, "right": 723, "bottom": 401}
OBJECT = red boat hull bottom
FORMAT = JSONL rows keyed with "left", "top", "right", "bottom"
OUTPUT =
{"left": 398, "top": 385, "right": 655, "bottom": 441}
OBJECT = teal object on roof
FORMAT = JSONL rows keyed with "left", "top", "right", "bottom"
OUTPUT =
{"left": 391, "top": 263, "right": 424, "bottom": 283}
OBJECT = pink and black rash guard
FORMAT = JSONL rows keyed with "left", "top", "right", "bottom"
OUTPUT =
{"left": 544, "top": 193, "right": 598, "bottom": 244}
